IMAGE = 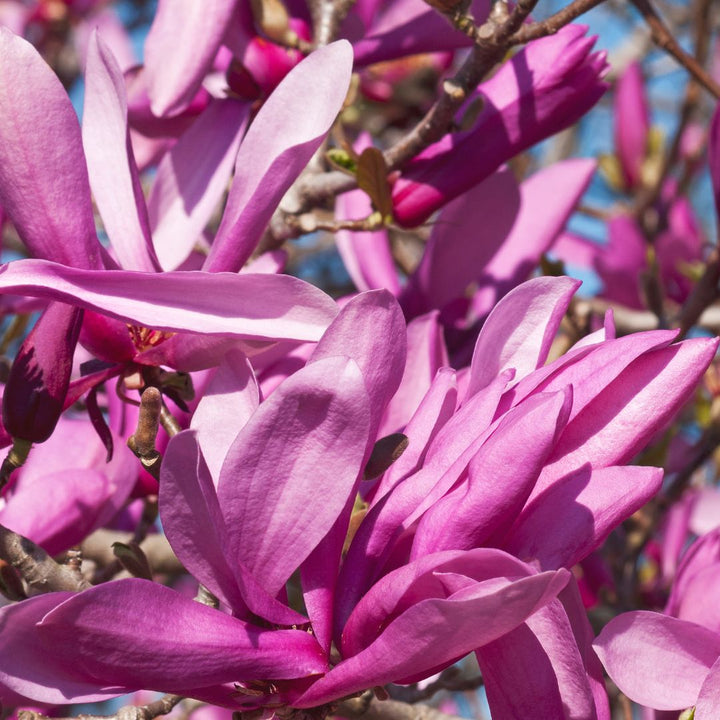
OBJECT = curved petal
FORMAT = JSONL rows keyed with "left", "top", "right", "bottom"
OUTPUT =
{"left": 204, "top": 41, "right": 354, "bottom": 272}
{"left": 296, "top": 566, "right": 569, "bottom": 707}
{"left": 39, "top": 579, "right": 328, "bottom": 690}
{"left": 0, "top": 592, "right": 125, "bottom": 705}
{"left": 148, "top": 98, "right": 250, "bottom": 271}
{"left": 0, "top": 28, "right": 101, "bottom": 269}
{"left": 594, "top": 612, "right": 720, "bottom": 711}
{"left": 143, "top": 0, "right": 238, "bottom": 116}
{"left": 217, "top": 357, "right": 371, "bottom": 596}
{"left": 83, "top": 31, "right": 159, "bottom": 273}
{"left": 467, "top": 276, "right": 580, "bottom": 397}
{"left": 0, "top": 259, "right": 338, "bottom": 341}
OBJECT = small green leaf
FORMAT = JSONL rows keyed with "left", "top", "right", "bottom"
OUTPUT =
{"left": 327, "top": 148, "right": 357, "bottom": 175}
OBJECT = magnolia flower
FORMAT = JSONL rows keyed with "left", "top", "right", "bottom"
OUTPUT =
{"left": 0, "top": 291, "right": 568, "bottom": 711}
{"left": 613, "top": 61, "right": 650, "bottom": 190}
{"left": 391, "top": 25, "right": 609, "bottom": 227}
{"left": 0, "top": 29, "right": 352, "bottom": 381}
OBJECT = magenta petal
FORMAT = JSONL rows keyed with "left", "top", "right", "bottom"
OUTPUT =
{"left": 148, "top": 98, "right": 250, "bottom": 270}
{"left": 159, "top": 430, "right": 244, "bottom": 610}
{"left": 594, "top": 611, "right": 720, "bottom": 711}
{"left": 205, "top": 41, "right": 354, "bottom": 272}
{"left": 335, "top": 189, "right": 400, "bottom": 295}
{"left": 711, "top": 105, "right": 720, "bottom": 219}
{"left": 0, "top": 259, "right": 338, "bottom": 341}
{"left": 0, "top": 29, "right": 101, "bottom": 269}
{"left": 143, "top": 0, "right": 238, "bottom": 116}
{"left": 296, "top": 563, "right": 569, "bottom": 707}
{"left": 39, "top": 578, "right": 327, "bottom": 690}
{"left": 311, "top": 289, "right": 407, "bottom": 434}
{"left": 504, "top": 465, "right": 663, "bottom": 570}
{"left": 696, "top": 658, "right": 720, "bottom": 719}
{"left": 373, "top": 367, "right": 458, "bottom": 503}
{"left": 0, "top": 592, "right": 126, "bottom": 705}
{"left": 467, "top": 276, "right": 580, "bottom": 396}
{"left": 471, "top": 159, "right": 596, "bottom": 319}
{"left": 378, "top": 310, "right": 449, "bottom": 436}
{"left": 614, "top": 62, "right": 649, "bottom": 189}
{"left": 190, "top": 349, "right": 259, "bottom": 483}
{"left": 478, "top": 599, "right": 599, "bottom": 720}
{"left": 540, "top": 336, "right": 719, "bottom": 482}
{"left": 217, "top": 357, "right": 371, "bottom": 596}
{"left": 83, "top": 31, "right": 159, "bottom": 273}
{"left": 0, "top": 419, "right": 136, "bottom": 555}
{"left": 413, "top": 389, "right": 571, "bottom": 556}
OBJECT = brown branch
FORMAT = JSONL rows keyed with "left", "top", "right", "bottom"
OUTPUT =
{"left": 336, "top": 695, "right": 462, "bottom": 720}
{"left": 0, "top": 523, "right": 91, "bottom": 593}
{"left": 311, "top": 0, "right": 356, "bottom": 46}
{"left": 630, "top": 0, "right": 720, "bottom": 100}
{"left": 18, "top": 694, "right": 183, "bottom": 720}
{"left": 511, "top": 0, "right": 608, "bottom": 43}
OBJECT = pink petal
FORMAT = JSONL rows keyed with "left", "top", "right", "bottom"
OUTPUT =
{"left": 143, "top": 0, "right": 238, "bottom": 116}
{"left": 503, "top": 465, "right": 663, "bottom": 569}
{"left": 0, "top": 592, "right": 124, "bottom": 705}
{"left": 296, "top": 562, "right": 569, "bottom": 707}
{"left": 204, "top": 41, "right": 354, "bottom": 272}
{"left": 378, "top": 310, "right": 449, "bottom": 435}
{"left": 148, "top": 98, "right": 250, "bottom": 270}
{"left": 217, "top": 357, "right": 371, "bottom": 596}
{"left": 467, "top": 276, "right": 580, "bottom": 396}
{"left": 310, "top": 289, "right": 406, "bottom": 435}
{"left": 0, "top": 28, "right": 101, "bottom": 269}
{"left": 0, "top": 259, "right": 338, "bottom": 341}
{"left": 83, "top": 31, "right": 159, "bottom": 273}
{"left": 614, "top": 62, "right": 649, "bottom": 189}
{"left": 594, "top": 612, "right": 720, "bottom": 711}
{"left": 190, "top": 348, "right": 259, "bottom": 483}
{"left": 412, "top": 389, "right": 571, "bottom": 556}
{"left": 39, "top": 578, "right": 328, "bottom": 689}
{"left": 696, "top": 657, "right": 720, "bottom": 719}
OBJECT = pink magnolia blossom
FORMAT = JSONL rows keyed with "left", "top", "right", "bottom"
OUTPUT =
{"left": 614, "top": 60, "right": 650, "bottom": 190}
{"left": 391, "top": 25, "right": 609, "bottom": 227}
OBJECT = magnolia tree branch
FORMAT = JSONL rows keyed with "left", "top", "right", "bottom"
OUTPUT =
{"left": 18, "top": 694, "right": 184, "bottom": 720}
{"left": 295, "top": 0, "right": 611, "bottom": 212}
{"left": 336, "top": 695, "right": 462, "bottom": 720}
{"left": 0, "top": 523, "right": 91, "bottom": 593}
{"left": 630, "top": 0, "right": 720, "bottom": 99}
{"left": 511, "top": 0, "right": 607, "bottom": 43}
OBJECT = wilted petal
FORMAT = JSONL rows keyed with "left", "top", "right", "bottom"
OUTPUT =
{"left": 467, "top": 276, "right": 580, "bottom": 396}
{"left": 83, "top": 31, "right": 159, "bottom": 273}
{"left": 0, "top": 29, "right": 101, "bottom": 269}
{"left": 39, "top": 579, "right": 327, "bottom": 690}
{"left": 204, "top": 41, "right": 354, "bottom": 272}
{"left": 594, "top": 612, "right": 720, "bottom": 711}
{"left": 217, "top": 357, "right": 371, "bottom": 596}
{"left": 149, "top": 98, "right": 250, "bottom": 270}
{"left": 0, "top": 259, "right": 338, "bottom": 341}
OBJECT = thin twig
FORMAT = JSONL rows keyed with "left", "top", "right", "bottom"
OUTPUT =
{"left": 18, "top": 694, "right": 184, "bottom": 720}
{"left": 511, "top": 0, "right": 608, "bottom": 43}
{"left": 630, "top": 0, "right": 720, "bottom": 99}
{"left": 0, "top": 523, "right": 91, "bottom": 593}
